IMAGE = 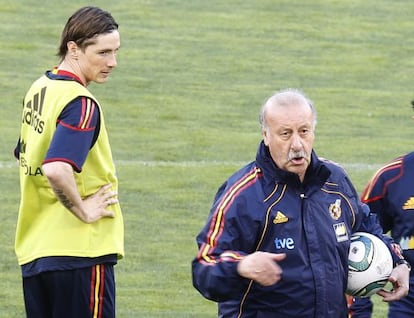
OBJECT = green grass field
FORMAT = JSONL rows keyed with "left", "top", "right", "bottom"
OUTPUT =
{"left": 1, "top": 0, "right": 414, "bottom": 316}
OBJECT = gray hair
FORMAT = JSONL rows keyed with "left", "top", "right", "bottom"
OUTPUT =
{"left": 259, "top": 88, "right": 317, "bottom": 129}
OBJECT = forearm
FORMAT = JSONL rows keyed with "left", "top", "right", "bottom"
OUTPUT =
{"left": 192, "top": 256, "right": 247, "bottom": 302}
{"left": 42, "top": 161, "right": 88, "bottom": 222}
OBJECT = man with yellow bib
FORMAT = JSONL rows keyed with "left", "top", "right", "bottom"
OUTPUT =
{"left": 14, "top": 6, "right": 124, "bottom": 318}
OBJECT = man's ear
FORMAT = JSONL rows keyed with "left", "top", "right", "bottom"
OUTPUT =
{"left": 262, "top": 128, "right": 269, "bottom": 146}
{"left": 67, "top": 41, "right": 79, "bottom": 59}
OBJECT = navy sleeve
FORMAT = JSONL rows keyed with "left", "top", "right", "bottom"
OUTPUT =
{"left": 43, "top": 96, "right": 100, "bottom": 172}
{"left": 192, "top": 181, "right": 255, "bottom": 302}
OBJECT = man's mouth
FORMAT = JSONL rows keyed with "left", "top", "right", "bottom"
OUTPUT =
{"left": 290, "top": 156, "right": 304, "bottom": 164}
{"left": 288, "top": 151, "right": 307, "bottom": 165}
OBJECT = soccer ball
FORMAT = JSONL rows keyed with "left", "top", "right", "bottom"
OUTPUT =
{"left": 346, "top": 232, "right": 393, "bottom": 297}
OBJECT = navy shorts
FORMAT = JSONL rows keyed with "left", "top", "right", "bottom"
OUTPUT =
{"left": 23, "top": 264, "right": 115, "bottom": 318}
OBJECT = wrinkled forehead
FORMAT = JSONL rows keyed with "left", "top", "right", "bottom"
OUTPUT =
{"left": 265, "top": 95, "right": 314, "bottom": 123}
{"left": 267, "top": 92, "right": 311, "bottom": 111}
{"left": 268, "top": 103, "right": 314, "bottom": 128}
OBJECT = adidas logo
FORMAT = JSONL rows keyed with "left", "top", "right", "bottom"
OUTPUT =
{"left": 273, "top": 211, "right": 288, "bottom": 224}
{"left": 403, "top": 197, "right": 414, "bottom": 210}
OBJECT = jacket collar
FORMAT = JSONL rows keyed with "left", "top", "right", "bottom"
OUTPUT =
{"left": 255, "top": 140, "right": 331, "bottom": 189}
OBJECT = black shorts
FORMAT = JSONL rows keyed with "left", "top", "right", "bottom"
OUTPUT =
{"left": 23, "top": 264, "right": 115, "bottom": 318}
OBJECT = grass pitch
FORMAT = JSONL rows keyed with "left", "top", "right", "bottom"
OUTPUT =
{"left": 2, "top": 0, "right": 414, "bottom": 317}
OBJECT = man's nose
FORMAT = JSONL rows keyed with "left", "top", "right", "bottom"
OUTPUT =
{"left": 290, "top": 134, "right": 303, "bottom": 150}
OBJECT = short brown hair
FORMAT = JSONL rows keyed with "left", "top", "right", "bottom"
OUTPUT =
{"left": 57, "top": 6, "right": 118, "bottom": 60}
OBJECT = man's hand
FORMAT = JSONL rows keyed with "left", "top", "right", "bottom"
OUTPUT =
{"left": 237, "top": 251, "right": 286, "bottom": 286}
{"left": 43, "top": 161, "right": 118, "bottom": 224}
{"left": 81, "top": 183, "right": 117, "bottom": 223}
{"left": 377, "top": 263, "right": 410, "bottom": 302}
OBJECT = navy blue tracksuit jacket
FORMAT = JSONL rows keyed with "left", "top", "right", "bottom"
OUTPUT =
{"left": 192, "top": 141, "right": 398, "bottom": 318}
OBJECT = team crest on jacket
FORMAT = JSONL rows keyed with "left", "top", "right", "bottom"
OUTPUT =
{"left": 329, "top": 199, "right": 342, "bottom": 220}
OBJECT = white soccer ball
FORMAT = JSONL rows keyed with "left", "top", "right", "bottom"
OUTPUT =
{"left": 346, "top": 232, "right": 393, "bottom": 297}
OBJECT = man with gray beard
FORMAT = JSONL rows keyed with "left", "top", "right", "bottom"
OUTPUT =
{"left": 192, "top": 88, "right": 409, "bottom": 318}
